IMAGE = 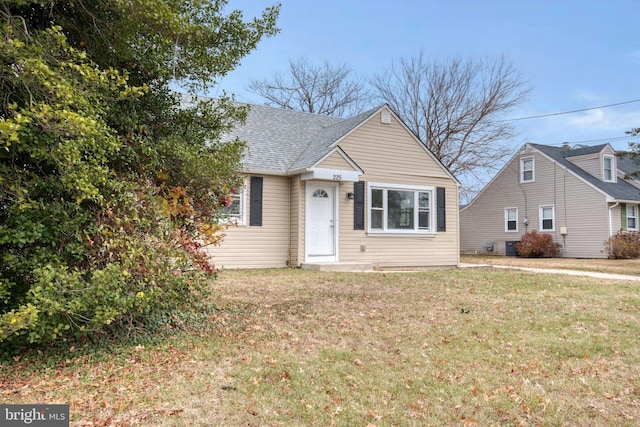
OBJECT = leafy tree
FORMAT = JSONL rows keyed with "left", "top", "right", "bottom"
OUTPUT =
{"left": 248, "top": 57, "right": 371, "bottom": 117}
{"left": 0, "top": 0, "right": 279, "bottom": 348}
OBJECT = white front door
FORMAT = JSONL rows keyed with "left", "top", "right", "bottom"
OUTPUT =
{"left": 306, "top": 183, "right": 337, "bottom": 261}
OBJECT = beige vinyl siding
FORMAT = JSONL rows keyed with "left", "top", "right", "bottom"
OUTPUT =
{"left": 334, "top": 110, "right": 459, "bottom": 267}
{"left": 461, "top": 150, "right": 611, "bottom": 258}
{"left": 317, "top": 151, "right": 358, "bottom": 171}
{"left": 206, "top": 175, "right": 290, "bottom": 268}
{"left": 289, "top": 176, "right": 303, "bottom": 267}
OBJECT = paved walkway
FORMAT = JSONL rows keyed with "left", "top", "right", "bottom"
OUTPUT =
{"left": 458, "top": 263, "right": 640, "bottom": 282}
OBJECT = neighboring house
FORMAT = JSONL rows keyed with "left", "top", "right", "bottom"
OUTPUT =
{"left": 203, "top": 101, "right": 460, "bottom": 269}
{"left": 460, "top": 143, "right": 640, "bottom": 258}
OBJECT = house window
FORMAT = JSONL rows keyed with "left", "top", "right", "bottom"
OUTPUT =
{"left": 222, "top": 186, "right": 245, "bottom": 224}
{"left": 603, "top": 155, "right": 615, "bottom": 182}
{"left": 521, "top": 157, "right": 534, "bottom": 183}
{"left": 368, "top": 183, "right": 434, "bottom": 234}
{"left": 505, "top": 208, "right": 518, "bottom": 232}
{"left": 540, "top": 205, "right": 554, "bottom": 231}
{"left": 627, "top": 205, "right": 638, "bottom": 230}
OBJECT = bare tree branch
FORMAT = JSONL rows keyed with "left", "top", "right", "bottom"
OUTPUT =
{"left": 371, "top": 51, "right": 530, "bottom": 192}
{"left": 248, "top": 57, "right": 371, "bottom": 117}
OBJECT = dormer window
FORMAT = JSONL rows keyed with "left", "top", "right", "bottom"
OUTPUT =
{"left": 520, "top": 157, "right": 534, "bottom": 183}
{"left": 603, "top": 155, "right": 615, "bottom": 182}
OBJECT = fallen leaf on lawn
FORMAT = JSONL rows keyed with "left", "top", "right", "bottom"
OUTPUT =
{"left": 157, "top": 409, "right": 184, "bottom": 416}
{"left": 470, "top": 385, "right": 478, "bottom": 396}
{"left": 463, "top": 416, "right": 477, "bottom": 425}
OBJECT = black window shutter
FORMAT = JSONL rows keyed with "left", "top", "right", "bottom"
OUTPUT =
{"left": 437, "top": 186, "right": 446, "bottom": 232}
{"left": 249, "top": 176, "right": 263, "bottom": 226}
{"left": 354, "top": 181, "right": 365, "bottom": 230}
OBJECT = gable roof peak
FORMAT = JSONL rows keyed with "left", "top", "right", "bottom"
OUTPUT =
{"left": 528, "top": 142, "right": 611, "bottom": 158}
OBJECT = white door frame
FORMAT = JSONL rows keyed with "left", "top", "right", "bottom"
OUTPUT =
{"left": 305, "top": 182, "right": 338, "bottom": 262}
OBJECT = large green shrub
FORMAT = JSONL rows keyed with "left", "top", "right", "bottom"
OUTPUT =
{"left": 603, "top": 231, "right": 640, "bottom": 259}
{"left": 515, "top": 230, "right": 558, "bottom": 258}
{"left": 0, "top": 1, "right": 279, "bottom": 350}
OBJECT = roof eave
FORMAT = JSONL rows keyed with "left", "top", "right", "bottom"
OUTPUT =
{"left": 241, "top": 168, "right": 289, "bottom": 176}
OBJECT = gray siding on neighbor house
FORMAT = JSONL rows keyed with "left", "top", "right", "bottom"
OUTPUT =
{"left": 461, "top": 148, "right": 611, "bottom": 258}
{"left": 566, "top": 145, "right": 616, "bottom": 183}
{"left": 611, "top": 203, "right": 623, "bottom": 233}
{"left": 566, "top": 152, "right": 603, "bottom": 180}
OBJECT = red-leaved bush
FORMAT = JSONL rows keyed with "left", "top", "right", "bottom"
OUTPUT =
{"left": 603, "top": 231, "right": 640, "bottom": 259}
{"left": 515, "top": 230, "right": 558, "bottom": 258}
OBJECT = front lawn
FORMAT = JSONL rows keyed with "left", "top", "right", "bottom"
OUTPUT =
{"left": 2, "top": 268, "right": 639, "bottom": 426}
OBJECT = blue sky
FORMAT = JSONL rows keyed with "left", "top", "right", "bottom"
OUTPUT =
{"left": 207, "top": 0, "right": 640, "bottom": 153}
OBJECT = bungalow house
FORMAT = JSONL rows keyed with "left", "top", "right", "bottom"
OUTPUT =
{"left": 460, "top": 143, "right": 640, "bottom": 258}
{"left": 203, "top": 101, "right": 460, "bottom": 269}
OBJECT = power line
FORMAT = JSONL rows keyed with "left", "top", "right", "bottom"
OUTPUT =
{"left": 501, "top": 98, "right": 640, "bottom": 122}
{"left": 562, "top": 136, "right": 639, "bottom": 145}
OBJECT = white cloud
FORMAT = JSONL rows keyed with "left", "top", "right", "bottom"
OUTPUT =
{"left": 566, "top": 108, "right": 639, "bottom": 132}
{"left": 573, "top": 89, "right": 606, "bottom": 104}
{"left": 511, "top": 105, "right": 640, "bottom": 151}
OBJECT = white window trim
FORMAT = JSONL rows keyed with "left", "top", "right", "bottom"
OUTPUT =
{"left": 627, "top": 204, "right": 638, "bottom": 231}
{"left": 504, "top": 207, "right": 518, "bottom": 233}
{"left": 539, "top": 205, "right": 555, "bottom": 232}
{"left": 223, "top": 184, "right": 246, "bottom": 225}
{"left": 603, "top": 155, "right": 616, "bottom": 183}
{"left": 520, "top": 156, "right": 535, "bottom": 183}
{"left": 367, "top": 182, "right": 435, "bottom": 236}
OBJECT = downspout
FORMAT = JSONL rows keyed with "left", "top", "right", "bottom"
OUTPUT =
{"left": 608, "top": 201, "right": 619, "bottom": 238}
{"left": 287, "top": 176, "right": 291, "bottom": 267}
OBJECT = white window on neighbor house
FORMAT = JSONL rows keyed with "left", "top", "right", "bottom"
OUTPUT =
{"left": 603, "top": 155, "right": 615, "bottom": 182}
{"left": 540, "top": 205, "right": 554, "bottom": 231}
{"left": 520, "top": 157, "right": 534, "bottom": 183}
{"left": 627, "top": 204, "right": 638, "bottom": 230}
{"left": 505, "top": 207, "right": 518, "bottom": 232}
{"left": 368, "top": 183, "right": 433, "bottom": 234}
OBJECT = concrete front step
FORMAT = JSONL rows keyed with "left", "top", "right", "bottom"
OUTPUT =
{"left": 301, "top": 262, "right": 373, "bottom": 272}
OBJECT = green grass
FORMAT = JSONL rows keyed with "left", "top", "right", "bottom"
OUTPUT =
{"left": 2, "top": 267, "right": 640, "bottom": 426}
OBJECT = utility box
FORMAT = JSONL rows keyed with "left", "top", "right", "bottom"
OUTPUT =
{"left": 505, "top": 241, "right": 520, "bottom": 257}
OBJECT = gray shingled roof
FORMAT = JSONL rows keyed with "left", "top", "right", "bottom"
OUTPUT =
{"left": 179, "top": 94, "right": 458, "bottom": 182}
{"left": 224, "top": 103, "right": 381, "bottom": 174}
{"left": 531, "top": 143, "right": 640, "bottom": 202}
{"left": 617, "top": 153, "right": 640, "bottom": 177}
{"left": 287, "top": 107, "right": 380, "bottom": 172}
